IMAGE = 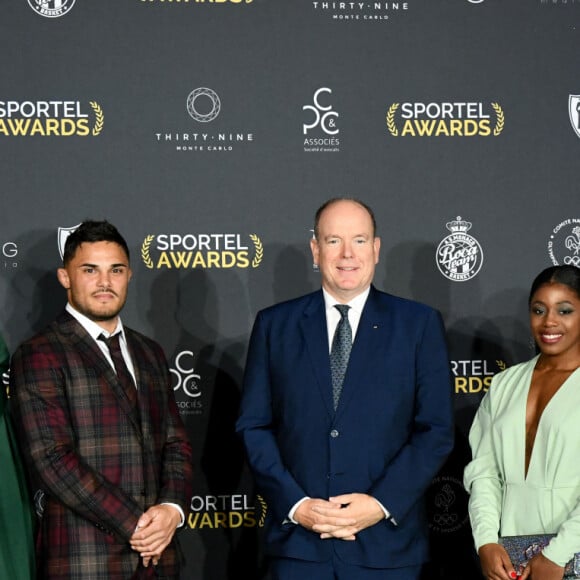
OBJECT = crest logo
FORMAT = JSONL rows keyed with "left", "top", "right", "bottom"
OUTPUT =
{"left": 186, "top": 88, "right": 221, "bottom": 123}
{"left": 569, "top": 95, "right": 580, "bottom": 138}
{"left": 57, "top": 224, "right": 81, "bottom": 260}
{"left": 548, "top": 218, "right": 580, "bottom": 266}
{"left": 436, "top": 216, "right": 484, "bottom": 282}
{"left": 427, "top": 476, "right": 469, "bottom": 534}
{"left": 27, "top": 0, "right": 76, "bottom": 18}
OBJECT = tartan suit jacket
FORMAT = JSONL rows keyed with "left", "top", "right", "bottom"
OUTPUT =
{"left": 10, "top": 311, "right": 193, "bottom": 580}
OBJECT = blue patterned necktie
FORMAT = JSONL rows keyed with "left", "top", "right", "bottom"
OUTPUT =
{"left": 330, "top": 304, "right": 352, "bottom": 410}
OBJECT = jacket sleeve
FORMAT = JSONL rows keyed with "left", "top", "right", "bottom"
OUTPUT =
{"left": 10, "top": 340, "right": 145, "bottom": 541}
{"left": 235, "top": 311, "right": 307, "bottom": 523}
{"left": 463, "top": 388, "right": 503, "bottom": 550}
{"left": 368, "top": 309, "right": 455, "bottom": 523}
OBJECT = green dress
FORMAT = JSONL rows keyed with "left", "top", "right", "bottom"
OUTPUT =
{"left": 0, "top": 334, "right": 35, "bottom": 579}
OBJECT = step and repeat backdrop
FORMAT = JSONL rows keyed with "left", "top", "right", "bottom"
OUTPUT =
{"left": 1, "top": 1, "right": 579, "bottom": 578}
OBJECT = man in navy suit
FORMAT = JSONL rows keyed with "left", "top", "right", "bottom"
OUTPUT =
{"left": 236, "top": 198, "right": 454, "bottom": 580}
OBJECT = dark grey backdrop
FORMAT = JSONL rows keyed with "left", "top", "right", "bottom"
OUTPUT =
{"left": 1, "top": 1, "right": 579, "bottom": 578}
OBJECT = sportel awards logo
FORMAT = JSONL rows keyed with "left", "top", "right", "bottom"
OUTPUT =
{"left": 436, "top": 216, "right": 484, "bottom": 282}
{"left": 303, "top": 88, "right": 340, "bottom": 153}
{"left": 170, "top": 350, "right": 203, "bottom": 416}
{"left": 311, "top": 1, "right": 409, "bottom": 22}
{"left": 386, "top": 101, "right": 504, "bottom": 137}
{"left": 548, "top": 218, "right": 580, "bottom": 266}
{"left": 188, "top": 494, "right": 265, "bottom": 530}
{"left": 0, "top": 101, "right": 104, "bottom": 137}
{"left": 28, "top": 0, "right": 76, "bottom": 17}
{"left": 141, "top": 232, "right": 263, "bottom": 269}
{"left": 155, "top": 87, "right": 254, "bottom": 153}
{"left": 451, "top": 359, "right": 506, "bottom": 395}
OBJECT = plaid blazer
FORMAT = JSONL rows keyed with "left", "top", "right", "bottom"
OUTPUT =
{"left": 10, "top": 311, "right": 193, "bottom": 580}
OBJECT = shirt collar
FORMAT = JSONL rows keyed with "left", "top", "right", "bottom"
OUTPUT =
{"left": 322, "top": 286, "right": 370, "bottom": 315}
{"left": 65, "top": 303, "right": 125, "bottom": 342}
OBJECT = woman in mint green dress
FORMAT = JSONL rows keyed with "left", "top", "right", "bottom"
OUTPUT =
{"left": 465, "top": 265, "right": 580, "bottom": 580}
{"left": 0, "top": 333, "right": 35, "bottom": 579}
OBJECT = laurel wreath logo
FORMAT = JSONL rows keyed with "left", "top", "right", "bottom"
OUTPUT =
{"left": 496, "top": 359, "right": 506, "bottom": 371}
{"left": 90, "top": 101, "right": 104, "bottom": 136}
{"left": 491, "top": 103, "right": 504, "bottom": 136}
{"left": 141, "top": 235, "right": 155, "bottom": 269}
{"left": 256, "top": 494, "right": 268, "bottom": 527}
{"left": 250, "top": 234, "right": 263, "bottom": 268}
{"left": 386, "top": 103, "right": 400, "bottom": 136}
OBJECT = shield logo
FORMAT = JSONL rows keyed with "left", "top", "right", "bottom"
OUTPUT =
{"left": 569, "top": 95, "right": 580, "bottom": 138}
{"left": 57, "top": 224, "right": 81, "bottom": 260}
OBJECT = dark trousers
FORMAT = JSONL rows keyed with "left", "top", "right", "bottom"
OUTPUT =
{"left": 271, "top": 555, "right": 422, "bottom": 580}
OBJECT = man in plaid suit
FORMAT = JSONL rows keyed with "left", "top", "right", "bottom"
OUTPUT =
{"left": 10, "top": 220, "right": 193, "bottom": 579}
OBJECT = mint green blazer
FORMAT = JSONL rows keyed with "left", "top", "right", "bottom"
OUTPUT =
{"left": 464, "top": 356, "right": 580, "bottom": 567}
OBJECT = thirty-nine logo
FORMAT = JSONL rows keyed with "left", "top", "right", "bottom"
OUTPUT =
{"left": 187, "top": 88, "right": 221, "bottom": 123}
{"left": 436, "top": 216, "right": 484, "bottom": 282}
{"left": 155, "top": 88, "right": 253, "bottom": 152}
{"left": 28, "top": 0, "right": 76, "bottom": 18}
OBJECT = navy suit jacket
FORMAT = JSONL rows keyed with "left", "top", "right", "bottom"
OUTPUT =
{"left": 236, "top": 286, "right": 454, "bottom": 569}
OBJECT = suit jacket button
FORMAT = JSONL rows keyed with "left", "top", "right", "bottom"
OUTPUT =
{"left": 330, "top": 429, "right": 339, "bottom": 438}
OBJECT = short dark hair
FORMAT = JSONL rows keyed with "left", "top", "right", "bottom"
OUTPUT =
{"left": 528, "top": 265, "right": 580, "bottom": 304}
{"left": 62, "top": 220, "right": 130, "bottom": 266}
{"left": 313, "top": 197, "right": 377, "bottom": 239}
